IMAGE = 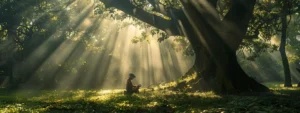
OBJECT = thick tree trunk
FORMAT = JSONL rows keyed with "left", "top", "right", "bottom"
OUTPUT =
{"left": 173, "top": 0, "right": 269, "bottom": 93}
{"left": 280, "top": 5, "right": 292, "bottom": 87}
{"left": 225, "top": 48, "right": 270, "bottom": 92}
{"left": 172, "top": 14, "right": 269, "bottom": 93}
{"left": 175, "top": 37, "right": 269, "bottom": 93}
{"left": 100, "top": 0, "right": 270, "bottom": 93}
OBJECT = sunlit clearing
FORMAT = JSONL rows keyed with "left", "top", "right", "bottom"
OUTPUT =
{"left": 16, "top": 0, "right": 194, "bottom": 90}
{"left": 1, "top": 87, "right": 299, "bottom": 112}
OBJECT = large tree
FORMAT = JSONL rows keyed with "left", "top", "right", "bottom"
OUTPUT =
{"left": 280, "top": 0, "right": 292, "bottom": 87}
{"left": 242, "top": 0, "right": 300, "bottom": 87}
{"left": 0, "top": 0, "right": 75, "bottom": 88}
{"left": 98, "top": 0, "right": 270, "bottom": 93}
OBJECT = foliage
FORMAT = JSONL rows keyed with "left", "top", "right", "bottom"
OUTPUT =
{"left": 0, "top": 0, "right": 119, "bottom": 85}
{"left": 0, "top": 0, "right": 299, "bottom": 93}
{"left": 286, "top": 14, "right": 300, "bottom": 64}
{"left": 0, "top": 83, "right": 300, "bottom": 113}
{"left": 94, "top": 0, "right": 300, "bottom": 60}
{"left": 95, "top": 0, "right": 184, "bottom": 53}
{"left": 240, "top": 0, "right": 300, "bottom": 61}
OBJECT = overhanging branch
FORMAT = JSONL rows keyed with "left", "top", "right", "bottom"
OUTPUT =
{"left": 221, "top": 0, "right": 256, "bottom": 50}
{"left": 99, "top": 0, "right": 181, "bottom": 35}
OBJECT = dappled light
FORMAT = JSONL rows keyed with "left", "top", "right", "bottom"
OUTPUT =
{"left": 4, "top": 0, "right": 194, "bottom": 90}
{"left": 1, "top": 85, "right": 300, "bottom": 112}
{"left": 1, "top": 0, "right": 300, "bottom": 112}
{"left": 239, "top": 35, "right": 300, "bottom": 83}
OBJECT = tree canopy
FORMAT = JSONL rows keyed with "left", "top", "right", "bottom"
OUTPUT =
{"left": 0, "top": 0, "right": 299, "bottom": 93}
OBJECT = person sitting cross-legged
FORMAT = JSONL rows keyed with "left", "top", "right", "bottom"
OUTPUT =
{"left": 125, "top": 73, "right": 141, "bottom": 95}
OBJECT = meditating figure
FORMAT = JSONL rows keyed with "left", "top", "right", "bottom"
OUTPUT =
{"left": 125, "top": 73, "right": 141, "bottom": 95}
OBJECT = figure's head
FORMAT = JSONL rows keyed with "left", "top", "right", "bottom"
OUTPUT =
{"left": 129, "top": 73, "right": 136, "bottom": 80}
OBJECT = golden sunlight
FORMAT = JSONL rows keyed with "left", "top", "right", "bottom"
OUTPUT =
{"left": 18, "top": 0, "right": 194, "bottom": 90}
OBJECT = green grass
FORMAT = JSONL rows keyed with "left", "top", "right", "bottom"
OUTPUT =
{"left": 0, "top": 84, "right": 300, "bottom": 113}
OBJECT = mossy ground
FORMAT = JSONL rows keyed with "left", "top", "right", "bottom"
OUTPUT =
{"left": 0, "top": 83, "right": 299, "bottom": 113}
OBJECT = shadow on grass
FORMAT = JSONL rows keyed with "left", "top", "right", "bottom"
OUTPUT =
{"left": 0, "top": 87, "right": 300, "bottom": 113}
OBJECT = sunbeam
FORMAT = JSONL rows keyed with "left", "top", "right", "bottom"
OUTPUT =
{"left": 16, "top": 0, "right": 194, "bottom": 90}
{"left": 1, "top": 0, "right": 300, "bottom": 112}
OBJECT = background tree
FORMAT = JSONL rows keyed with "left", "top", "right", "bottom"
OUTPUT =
{"left": 0, "top": 0, "right": 82, "bottom": 88}
{"left": 240, "top": 0, "right": 300, "bottom": 87}
{"left": 280, "top": 0, "right": 292, "bottom": 87}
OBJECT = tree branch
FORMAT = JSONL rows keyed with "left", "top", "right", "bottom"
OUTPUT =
{"left": 221, "top": 0, "right": 257, "bottom": 50}
{"left": 99, "top": 0, "right": 181, "bottom": 35}
{"left": 147, "top": 0, "right": 168, "bottom": 16}
{"left": 244, "top": 30, "right": 259, "bottom": 39}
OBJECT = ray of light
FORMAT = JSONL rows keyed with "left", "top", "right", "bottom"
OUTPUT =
{"left": 55, "top": 16, "right": 105, "bottom": 89}
{"left": 19, "top": 0, "right": 194, "bottom": 90}
{"left": 19, "top": 0, "right": 97, "bottom": 88}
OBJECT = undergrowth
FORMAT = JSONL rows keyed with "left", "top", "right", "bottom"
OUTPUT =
{"left": 0, "top": 83, "right": 299, "bottom": 113}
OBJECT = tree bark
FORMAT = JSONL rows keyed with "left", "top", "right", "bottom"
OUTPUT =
{"left": 280, "top": 1, "right": 292, "bottom": 87}
{"left": 177, "top": 0, "right": 269, "bottom": 93}
{"left": 100, "top": 0, "right": 270, "bottom": 93}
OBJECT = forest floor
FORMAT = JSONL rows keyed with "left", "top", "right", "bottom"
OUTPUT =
{"left": 0, "top": 83, "right": 300, "bottom": 113}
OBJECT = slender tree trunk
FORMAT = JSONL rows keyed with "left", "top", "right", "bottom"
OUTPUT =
{"left": 280, "top": 2, "right": 292, "bottom": 87}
